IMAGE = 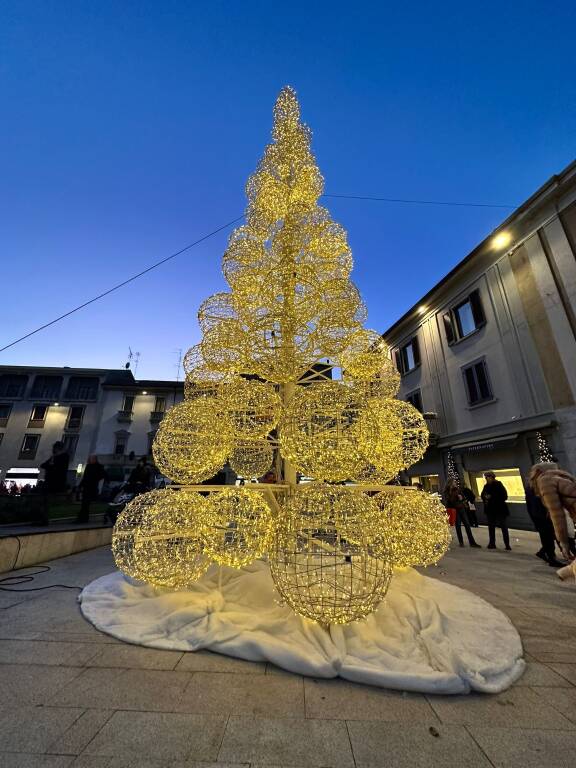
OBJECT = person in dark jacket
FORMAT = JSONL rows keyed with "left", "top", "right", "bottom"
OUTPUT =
{"left": 524, "top": 481, "right": 563, "bottom": 567}
{"left": 38, "top": 441, "right": 70, "bottom": 525}
{"left": 77, "top": 455, "right": 107, "bottom": 523}
{"left": 461, "top": 485, "right": 478, "bottom": 527}
{"left": 442, "top": 479, "right": 481, "bottom": 548}
{"left": 481, "top": 472, "right": 511, "bottom": 550}
{"left": 129, "top": 458, "right": 152, "bottom": 489}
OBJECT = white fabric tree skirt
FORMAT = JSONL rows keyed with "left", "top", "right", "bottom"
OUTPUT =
{"left": 80, "top": 560, "right": 524, "bottom": 694}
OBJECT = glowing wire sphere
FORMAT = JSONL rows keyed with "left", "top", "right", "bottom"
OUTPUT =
{"left": 221, "top": 378, "right": 282, "bottom": 439}
{"left": 229, "top": 439, "right": 274, "bottom": 478}
{"left": 355, "top": 401, "right": 404, "bottom": 482}
{"left": 340, "top": 329, "right": 389, "bottom": 379}
{"left": 203, "top": 488, "right": 273, "bottom": 567}
{"left": 132, "top": 489, "right": 212, "bottom": 588}
{"left": 112, "top": 489, "right": 212, "bottom": 587}
{"left": 279, "top": 381, "right": 378, "bottom": 482}
{"left": 371, "top": 489, "right": 452, "bottom": 568}
{"left": 383, "top": 398, "right": 429, "bottom": 469}
{"left": 270, "top": 485, "right": 393, "bottom": 624}
{"left": 152, "top": 398, "right": 232, "bottom": 484}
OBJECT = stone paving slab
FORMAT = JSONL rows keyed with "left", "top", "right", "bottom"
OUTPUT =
{"left": 347, "top": 721, "right": 493, "bottom": 767}
{"left": 0, "top": 529, "right": 575, "bottom": 768}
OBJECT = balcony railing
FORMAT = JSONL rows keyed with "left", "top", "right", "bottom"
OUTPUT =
{"left": 149, "top": 411, "right": 165, "bottom": 423}
{"left": 116, "top": 410, "right": 133, "bottom": 423}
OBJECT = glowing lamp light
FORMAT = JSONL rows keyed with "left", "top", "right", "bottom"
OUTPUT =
{"left": 492, "top": 231, "right": 512, "bottom": 249}
{"left": 141, "top": 391, "right": 148, "bottom": 395}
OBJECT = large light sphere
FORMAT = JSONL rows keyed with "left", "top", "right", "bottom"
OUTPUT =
{"left": 203, "top": 488, "right": 273, "bottom": 568}
{"left": 355, "top": 401, "right": 404, "bottom": 481}
{"left": 132, "top": 489, "right": 212, "bottom": 589}
{"left": 221, "top": 378, "right": 282, "bottom": 439}
{"left": 229, "top": 439, "right": 274, "bottom": 478}
{"left": 340, "top": 329, "right": 390, "bottom": 380}
{"left": 384, "top": 398, "right": 429, "bottom": 469}
{"left": 279, "top": 381, "right": 378, "bottom": 482}
{"left": 269, "top": 485, "right": 393, "bottom": 624}
{"left": 152, "top": 398, "right": 233, "bottom": 484}
{"left": 112, "top": 489, "right": 212, "bottom": 587}
{"left": 372, "top": 489, "right": 452, "bottom": 568}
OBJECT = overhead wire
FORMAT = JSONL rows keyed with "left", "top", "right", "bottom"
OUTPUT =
{"left": 0, "top": 192, "right": 516, "bottom": 354}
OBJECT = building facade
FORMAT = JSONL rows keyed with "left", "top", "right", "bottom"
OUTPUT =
{"left": 0, "top": 366, "right": 184, "bottom": 489}
{"left": 383, "top": 159, "right": 576, "bottom": 528}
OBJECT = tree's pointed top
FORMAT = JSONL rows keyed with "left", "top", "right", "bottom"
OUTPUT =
{"left": 273, "top": 86, "right": 301, "bottom": 137}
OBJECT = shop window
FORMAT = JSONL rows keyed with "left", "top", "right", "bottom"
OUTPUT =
{"left": 30, "top": 375, "right": 62, "bottom": 400}
{"left": 394, "top": 336, "right": 420, "bottom": 375}
{"left": 462, "top": 359, "right": 493, "bottom": 405}
{"left": 19, "top": 434, "right": 40, "bottom": 459}
{"left": 29, "top": 404, "right": 48, "bottom": 427}
{"left": 443, "top": 289, "right": 486, "bottom": 345}
{"left": 0, "top": 403, "right": 12, "bottom": 427}
{"left": 67, "top": 405, "right": 85, "bottom": 430}
{"left": 470, "top": 468, "right": 525, "bottom": 503}
{"left": 65, "top": 376, "right": 99, "bottom": 400}
{"left": 406, "top": 389, "right": 423, "bottom": 412}
{"left": 410, "top": 474, "right": 440, "bottom": 494}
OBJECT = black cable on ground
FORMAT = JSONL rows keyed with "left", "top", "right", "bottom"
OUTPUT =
{"left": 0, "top": 538, "right": 83, "bottom": 591}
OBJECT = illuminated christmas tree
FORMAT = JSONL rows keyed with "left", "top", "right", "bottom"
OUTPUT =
{"left": 113, "top": 87, "right": 451, "bottom": 625}
{"left": 537, "top": 432, "right": 554, "bottom": 463}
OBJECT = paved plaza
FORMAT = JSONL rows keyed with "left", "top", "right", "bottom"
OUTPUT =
{"left": 0, "top": 527, "right": 575, "bottom": 768}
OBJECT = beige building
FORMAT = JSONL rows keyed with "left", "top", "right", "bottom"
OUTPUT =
{"left": 383, "top": 159, "right": 576, "bottom": 528}
{"left": 0, "top": 366, "right": 184, "bottom": 489}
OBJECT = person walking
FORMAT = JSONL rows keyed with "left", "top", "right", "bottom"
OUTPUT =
{"left": 77, "top": 455, "right": 107, "bottom": 524}
{"left": 529, "top": 462, "right": 576, "bottom": 562}
{"left": 38, "top": 441, "right": 70, "bottom": 525}
{"left": 442, "top": 479, "right": 481, "bottom": 548}
{"left": 481, "top": 472, "right": 511, "bottom": 550}
{"left": 524, "top": 480, "right": 563, "bottom": 567}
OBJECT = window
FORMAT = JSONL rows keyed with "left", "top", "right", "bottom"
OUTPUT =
{"left": 19, "top": 434, "right": 40, "bottom": 459}
{"left": 394, "top": 336, "right": 420, "bottom": 375}
{"left": 31, "top": 375, "right": 62, "bottom": 400}
{"left": 65, "top": 376, "right": 99, "bottom": 400}
{"left": 462, "top": 359, "right": 493, "bottom": 405}
{"left": 114, "top": 432, "right": 129, "bottom": 455}
{"left": 0, "top": 374, "right": 28, "bottom": 398}
{"left": 0, "top": 433, "right": 3, "bottom": 447}
{"left": 0, "top": 403, "right": 12, "bottom": 427}
{"left": 61, "top": 433, "right": 79, "bottom": 458}
{"left": 66, "top": 406, "right": 84, "bottom": 430}
{"left": 154, "top": 396, "right": 166, "bottom": 413}
{"left": 410, "top": 474, "right": 440, "bottom": 494}
{"left": 122, "top": 395, "right": 135, "bottom": 413}
{"left": 29, "top": 404, "right": 48, "bottom": 426}
{"left": 469, "top": 468, "right": 525, "bottom": 503}
{"left": 406, "top": 390, "right": 423, "bottom": 412}
{"left": 443, "top": 289, "right": 486, "bottom": 345}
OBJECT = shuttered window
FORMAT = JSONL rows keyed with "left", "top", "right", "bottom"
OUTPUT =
{"left": 444, "top": 289, "right": 486, "bottom": 345}
{"left": 394, "top": 336, "right": 421, "bottom": 375}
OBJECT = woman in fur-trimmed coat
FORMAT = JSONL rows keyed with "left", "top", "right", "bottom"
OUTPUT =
{"left": 529, "top": 462, "right": 576, "bottom": 563}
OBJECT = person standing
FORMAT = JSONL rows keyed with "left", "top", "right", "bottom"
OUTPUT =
{"left": 77, "top": 455, "right": 107, "bottom": 524}
{"left": 442, "top": 479, "right": 481, "bottom": 548}
{"left": 529, "top": 462, "right": 576, "bottom": 562}
{"left": 461, "top": 485, "right": 479, "bottom": 527}
{"left": 524, "top": 480, "right": 563, "bottom": 567}
{"left": 481, "top": 472, "right": 511, "bottom": 550}
{"left": 129, "top": 457, "right": 153, "bottom": 489}
{"left": 38, "top": 441, "right": 70, "bottom": 525}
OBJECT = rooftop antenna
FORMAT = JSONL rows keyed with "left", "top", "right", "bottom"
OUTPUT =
{"left": 125, "top": 348, "right": 141, "bottom": 375}
{"left": 174, "top": 348, "right": 183, "bottom": 383}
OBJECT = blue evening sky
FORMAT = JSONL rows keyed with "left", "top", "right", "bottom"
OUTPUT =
{"left": 1, "top": 1, "right": 575, "bottom": 379}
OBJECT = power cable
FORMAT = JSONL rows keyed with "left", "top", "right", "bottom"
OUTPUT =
{"left": 0, "top": 215, "right": 244, "bottom": 354}
{"left": 0, "top": 540, "right": 83, "bottom": 591}
{"left": 322, "top": 194, "right": 515, "bottom": 209}
{"left": 0, "top": 192, "right": 515, "bottom": 354}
